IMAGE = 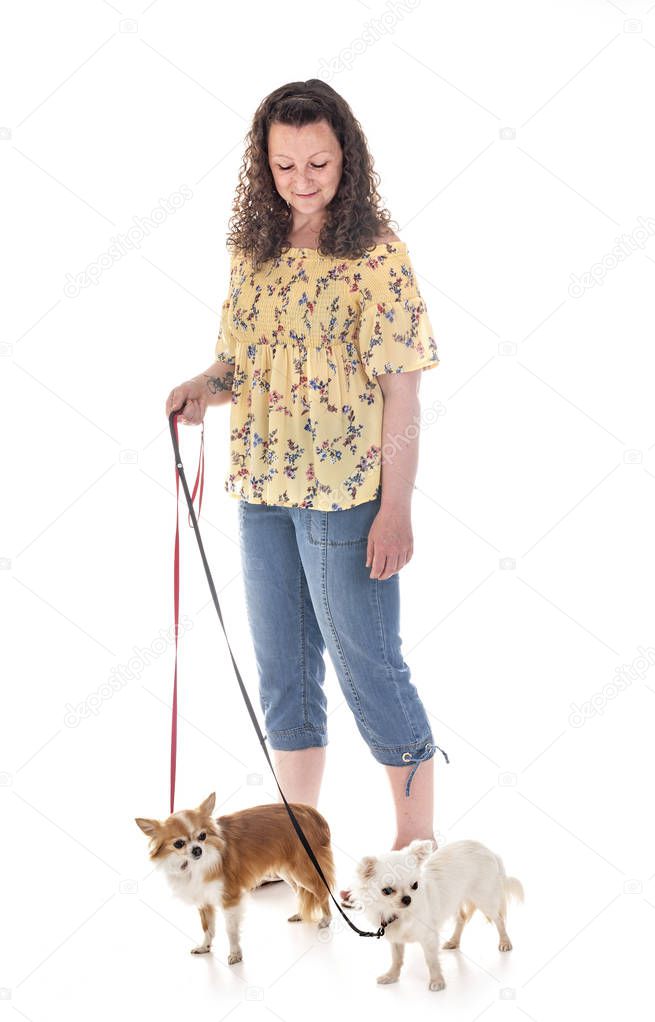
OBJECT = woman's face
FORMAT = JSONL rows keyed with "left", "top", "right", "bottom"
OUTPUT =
{"left": 268, "top": 119, "right": 343, "bottom": 221}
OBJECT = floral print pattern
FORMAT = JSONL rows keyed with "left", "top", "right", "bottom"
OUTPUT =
{"left": 215, "top": 241, "right": 439, "bottom": 510}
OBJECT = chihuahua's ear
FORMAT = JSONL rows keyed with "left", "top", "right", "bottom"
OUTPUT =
{"left": 197, "top": 792, "right": 216, "bottom": 816}
{"left": 356, "top": 855, "right": 377, "bottom": 882}
{"left": 135, "top": 817, "right": 160, "bottom": 837}
{"left": 407, "top": 838, "right": 435, "bottom": 864}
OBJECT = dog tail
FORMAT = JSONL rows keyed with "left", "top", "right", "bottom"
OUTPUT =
{"left": 493, "top": 849, "right": 524, "bottom": 910}
{"left": 502, "top": 875, "right": 525, "bottom": 906}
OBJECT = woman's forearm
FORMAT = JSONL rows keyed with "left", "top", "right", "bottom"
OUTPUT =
{"left": 378, "top": 385, "right": 421, "bottom": 512}
{"left": 191, "top": 360, "right": 235, "bottom": 407}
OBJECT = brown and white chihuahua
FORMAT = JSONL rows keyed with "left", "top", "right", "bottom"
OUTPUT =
{"left": 135, "top": 792, "right": 334, "bottom": 963}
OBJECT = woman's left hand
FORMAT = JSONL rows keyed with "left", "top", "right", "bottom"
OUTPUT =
{"left": 366, "top": 506, "right": 413, "bottom": 580}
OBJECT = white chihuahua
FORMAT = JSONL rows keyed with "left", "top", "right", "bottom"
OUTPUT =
{"left": 353, "top": 838, "right": 524, "bottom": 991}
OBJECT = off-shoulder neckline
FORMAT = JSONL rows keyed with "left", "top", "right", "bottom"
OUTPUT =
{"left": 282, "top": 241, "right": 408, "bottom": 256}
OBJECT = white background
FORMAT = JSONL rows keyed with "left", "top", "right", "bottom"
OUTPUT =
{"left": 3, "top": 0, "right": 654, "bottom": 1017}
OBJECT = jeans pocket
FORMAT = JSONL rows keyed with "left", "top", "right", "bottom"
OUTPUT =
{"left": 307, "top": 495, "right": 381, "bottom": 547}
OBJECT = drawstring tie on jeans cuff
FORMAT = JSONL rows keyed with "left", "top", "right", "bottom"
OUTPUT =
{"left": 402, "top": 742, "right": 450, "bottom": 798}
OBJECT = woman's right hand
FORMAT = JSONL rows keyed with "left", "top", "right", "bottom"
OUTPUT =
{"left": 165, "top": 378, "right": 207, "bottom": 425}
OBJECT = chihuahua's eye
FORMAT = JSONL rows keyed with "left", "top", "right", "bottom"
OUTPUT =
{"left": 411, "top": 881, "right": 419, "bottom": 890}
{"left": 173, "top": 839, "right": 185, "bottom": 849}
{"left": 382, "top": 887, "right": 394, "bottom": 896}
{"left": 198, "top": 832, "right": 206, "bottom": 841}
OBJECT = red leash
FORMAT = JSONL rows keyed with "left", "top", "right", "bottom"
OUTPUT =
{"left": 170, "top": 415, "right": 205, "bottom": 815}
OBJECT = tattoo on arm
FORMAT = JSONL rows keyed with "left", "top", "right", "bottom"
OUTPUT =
{"left": 204, "top": 371, "right": 234, "bottom": 394}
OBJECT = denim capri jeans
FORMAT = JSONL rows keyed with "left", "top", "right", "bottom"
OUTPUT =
{"left": 238, "top": 493, "right": 449, "bottom": 797}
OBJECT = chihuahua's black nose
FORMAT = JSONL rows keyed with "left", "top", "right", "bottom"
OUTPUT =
{"left": 191, "top": 845, "right": 202, "bottom": 858}
{"left": 401, "top": 895, "right": 411, "bottom": 906}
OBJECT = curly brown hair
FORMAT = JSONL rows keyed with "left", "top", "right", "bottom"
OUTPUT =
{"left": 226, "top": 79, "right": 399, "bottom": 271}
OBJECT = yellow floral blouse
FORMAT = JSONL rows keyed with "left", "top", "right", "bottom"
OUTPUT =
{"left": 214, "top": 240, "right": 440, "bottom": 511}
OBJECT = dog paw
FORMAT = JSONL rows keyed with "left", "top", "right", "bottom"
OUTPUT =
{"left": 376, "top": 972, "right": 399, "bottom": 985}
{"left": 190, "top": 945, "right": 211, "bottom": 955}
{"left": 429, "top": 977, "right": 446, "bottom": 991}
{"left": 227, "top": 950, "right": 243, "bottom": 965}
{"left": 317, "top": 916, "right": 331, "bottom": 929}
{"left": 287, "top": 912, "right": 302, "bottom": 922}
{"left": 499, "top": 939, "right": 512, "bottom": 952}
{"left": 442, "top": 939, "right": 459, "bottom": 949}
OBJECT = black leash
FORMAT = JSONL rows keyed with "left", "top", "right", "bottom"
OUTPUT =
{"left": 168, "top": 410, "right": 385, "bottom": 939}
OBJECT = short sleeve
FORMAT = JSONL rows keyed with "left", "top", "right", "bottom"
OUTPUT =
{"left": 357, "top": 248, "right": 440, "bottom": 381}
{"left": 214, "top": 251, "right": 236, "bottom": 365}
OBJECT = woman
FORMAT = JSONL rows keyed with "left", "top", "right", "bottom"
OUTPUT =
{"left": 164, "top": 80, "right": 448, "bottom": 905}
